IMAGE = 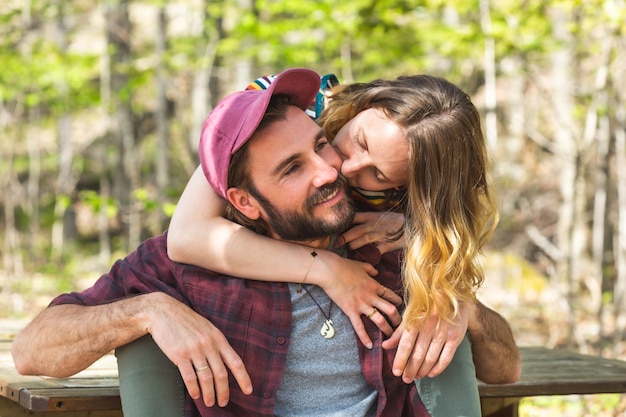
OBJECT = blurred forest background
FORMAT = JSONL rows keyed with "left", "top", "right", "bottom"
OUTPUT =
{"left": 1, "top": 0, "right": 625, "bottom": 415}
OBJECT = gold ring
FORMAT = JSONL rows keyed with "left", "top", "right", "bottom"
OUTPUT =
{"left": 380, "top": 286, "right": 387, "bottom": 297}
{"left": 367, "top": 308, "right": 378, "bottom": 318}
{"left": 195, "top": 364, "right": 210, "bottom": 372}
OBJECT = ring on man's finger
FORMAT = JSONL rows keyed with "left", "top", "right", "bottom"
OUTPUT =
{"left": 195, "top": 364, "right": 210, "bottom": 372}
{"left": 367, "top": 308, "right": 378, "bottom": 318}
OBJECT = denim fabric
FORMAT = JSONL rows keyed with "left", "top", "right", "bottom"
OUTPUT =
{"left": 116, "top": 335, "right": 185, "bottom": 417}
{"left": 415, "top": 334, "right": 481, "bottom": 417}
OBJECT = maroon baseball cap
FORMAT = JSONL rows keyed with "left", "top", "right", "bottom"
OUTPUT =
{"left": 199, "top": 68, "right": 321, "bottom": 198}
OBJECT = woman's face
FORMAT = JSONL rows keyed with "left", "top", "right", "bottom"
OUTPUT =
{"left": 332, "top": 107, "right": 409, "bottom": 192}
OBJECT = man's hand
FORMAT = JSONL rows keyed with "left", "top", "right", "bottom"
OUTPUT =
{"left": 143, "top": 293, "right": 253, "bottom": 407}
{"left": 382, "top": 305, "right": 469, "bottom": 383}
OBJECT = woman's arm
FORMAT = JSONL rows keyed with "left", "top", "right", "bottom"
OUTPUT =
{"left": 167, "top": 167, "right": 403, "bottom": 348}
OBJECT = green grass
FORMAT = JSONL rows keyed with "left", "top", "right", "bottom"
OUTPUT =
{"left": 519, "top": 394, "right": 625, "bottom": 416}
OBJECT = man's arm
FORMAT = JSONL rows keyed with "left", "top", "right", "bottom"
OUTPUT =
{"left": 467, "top": 300, "right": 521, "bottom": 384}
{"left": 12, "top": 298, "right": 147, "bottom": 377}
{"left": 12, "top": 292, "right": 252, "bottom": 407}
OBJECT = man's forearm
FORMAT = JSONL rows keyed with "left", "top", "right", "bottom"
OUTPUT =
{"left": 12, "top": 295, "right": 152, "bottom": 377}
{"left": 468, "top": 301, "right": 521, "bottom": 384}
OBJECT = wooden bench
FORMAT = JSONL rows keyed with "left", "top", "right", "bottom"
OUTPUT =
{"left": 479, "top": 346, "right": 626, "bottom": 416}
{"left": 3, "top": 337, "right": 626, "bottom": 416}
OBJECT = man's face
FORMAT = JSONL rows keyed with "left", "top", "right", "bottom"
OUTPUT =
{"left": 243, "top": 106, "right": 355, "bottom": 242}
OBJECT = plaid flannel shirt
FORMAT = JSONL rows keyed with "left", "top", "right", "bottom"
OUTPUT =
{"left": 51, "top": 233, "right": 429, "bottom": 417}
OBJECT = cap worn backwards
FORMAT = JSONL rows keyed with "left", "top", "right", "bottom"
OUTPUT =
{"left": 198, "top": 68, "right": 321, "bottom": 199}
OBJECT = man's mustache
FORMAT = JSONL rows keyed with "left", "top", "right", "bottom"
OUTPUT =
{"left": 307, "top": 175, "right": 350, "bottom": 207}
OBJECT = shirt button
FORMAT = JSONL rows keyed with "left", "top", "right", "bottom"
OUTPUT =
{"left": 263, "top": 391, "right": 272, "bottom": 399}
{"left": 277, "top": 336, "right": 286, "bottom": 344}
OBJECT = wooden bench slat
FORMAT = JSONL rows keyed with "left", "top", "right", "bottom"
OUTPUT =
{"left": 20, "top": 387, "right": 121, "bottom": 412}
{"left": 478, "top": 347, "right": 626, "bottom": 398}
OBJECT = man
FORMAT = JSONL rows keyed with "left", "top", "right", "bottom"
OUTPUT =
{"left": 12, "top": 68, "right": 433, "bottom": 416}
{"left": 13, "top": 68, "right": 520, "bottom": 417}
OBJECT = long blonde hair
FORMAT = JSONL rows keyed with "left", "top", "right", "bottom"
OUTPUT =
{"left": 318, "top": 75, "right": 498, "bottom": 327}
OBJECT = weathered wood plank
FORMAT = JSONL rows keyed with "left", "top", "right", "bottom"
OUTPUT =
{"left": 21, "top": 387, "right": 121, "bottom": 412}
{"left": 0, "top": 394, "right": 123, "bottom": 416}
{"left": 478, "top": 346, "right": 626, "bottom": 397}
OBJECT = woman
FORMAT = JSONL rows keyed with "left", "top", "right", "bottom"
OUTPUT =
{"left": 119, "top": 72, "right": 517, "bottom": 417}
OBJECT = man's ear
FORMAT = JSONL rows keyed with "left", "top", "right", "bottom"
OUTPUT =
{"left": 226, "top": 188, "right": 261, "bottom": 220}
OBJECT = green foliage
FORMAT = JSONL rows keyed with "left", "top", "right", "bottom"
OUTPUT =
{"left": 78, "top": 190, "right": 118, "bottom": 219}
{"left": 520, "top": 394, "right": 625, "bottom": 416}
{"left": 133, "top": 188, "right": 159, "bottom": 212}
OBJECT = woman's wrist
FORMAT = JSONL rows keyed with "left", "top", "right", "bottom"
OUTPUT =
{"left": 305, "top": 249, "right": 339, "bottom": 289}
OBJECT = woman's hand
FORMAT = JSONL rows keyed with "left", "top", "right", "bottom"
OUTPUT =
{"left": 310, "top": 250, "right": 403, "bottom": 349}
{"left": 382, "top": 304, "right": 470, "bottom": 383}
{"left": 337, "top": 211, "right": 405, "bottom": 254}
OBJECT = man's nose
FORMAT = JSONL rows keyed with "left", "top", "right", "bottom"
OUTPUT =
{"left": 312, "top": 156, "right": 338, "bottom": 188}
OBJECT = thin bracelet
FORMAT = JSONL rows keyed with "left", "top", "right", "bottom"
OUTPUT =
{"left": 297, "top": 250, "right": 318, "bottom": 293}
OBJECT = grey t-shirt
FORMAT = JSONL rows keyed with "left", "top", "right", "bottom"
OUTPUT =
{"left": 273, "top": 283, "right": 377, "bottom": 417}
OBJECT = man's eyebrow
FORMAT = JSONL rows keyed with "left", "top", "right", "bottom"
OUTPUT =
{"left": 269, "top": 128, "right": 326, "bottom": 178}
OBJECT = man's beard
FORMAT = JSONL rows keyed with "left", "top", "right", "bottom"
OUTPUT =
{"left": 250, "top": 175, "right": 355, "bottom": 241}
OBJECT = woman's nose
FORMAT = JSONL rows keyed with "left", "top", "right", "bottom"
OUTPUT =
{"left": 340, "top": 155, "right": 363, "bottom": 178}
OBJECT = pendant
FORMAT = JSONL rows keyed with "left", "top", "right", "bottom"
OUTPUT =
{"left": 321, "top": 319, "right": 335, "bottom": 339}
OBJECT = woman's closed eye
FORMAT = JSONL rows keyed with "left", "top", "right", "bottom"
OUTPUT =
{"left": 315, "top": 139, "right": 330, "bottom": 152}
{"left": 374, "top": 170, "right": 385, "bottom": 183}
{"left": 354, "top": 130, "right": 367, "bottom": 151}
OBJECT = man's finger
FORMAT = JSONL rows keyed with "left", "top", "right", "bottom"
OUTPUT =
{"left": 222, "top": 349, "right": 253, "bottom": 395}
{"left": 195, "top": 363, "right": 218, "bottom": 407}
{"left": 179, "top": 361, "right": 205, "bottom": 402}
{"left": 205, "top": 357, "right": 230, "bottom": 407}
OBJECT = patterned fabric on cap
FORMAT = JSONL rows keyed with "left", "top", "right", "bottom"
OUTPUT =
{"left": 244, "top": 73, "right": 339, "bottom": 120}
{"left": 246, "top": 75, "right": 277, "bottom": 91}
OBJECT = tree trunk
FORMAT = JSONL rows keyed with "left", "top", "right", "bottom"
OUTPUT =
{"left": 479, "top": 0, "right": 497, "bottom": 149}
{"left": 26, "top": 109, "right": 41, "bottom": 258}
{"left": 188, "top": 0, "right": 220, "bottom": 154}
{"left": 51, "top": 0, "right": 77, "bottom": 260}
{"left": 0, "top": 138, "right": 24, "bottom": 312}
{"left": 104, "top": 0, "right": 139, "bottom": 251}
{"left": 585, "top": 40, "right": 612, "bottom": 348}
{"left": 614, "top": 100, "right": 626, "bottom": 348}
{"left": 155, "top": 6, "right": 169, "bottom": 232}
{"left": 550, "top": 6, "right": 578, "bottom": 348}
